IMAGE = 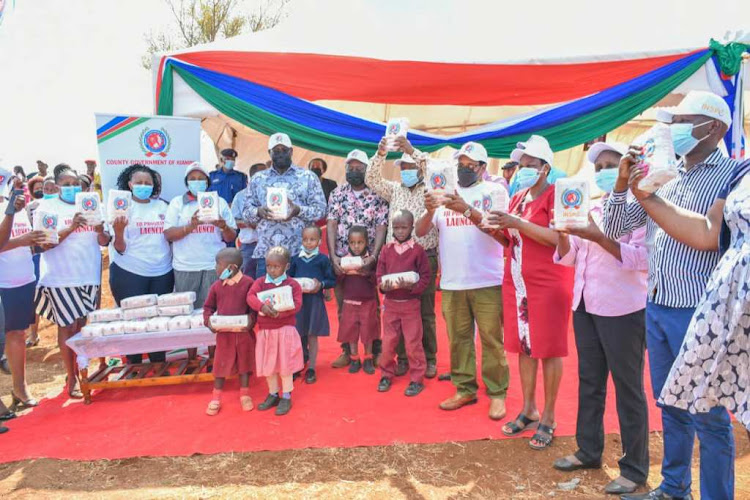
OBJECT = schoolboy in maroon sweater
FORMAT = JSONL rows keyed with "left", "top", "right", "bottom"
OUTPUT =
{"left": 375, "top": 210, "right": 431, "bottom": 396}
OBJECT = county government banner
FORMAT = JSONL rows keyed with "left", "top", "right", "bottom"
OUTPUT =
{"left": 95, "top": 114, "right": 201, "bottom": 203}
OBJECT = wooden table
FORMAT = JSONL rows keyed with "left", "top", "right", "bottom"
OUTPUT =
{"left": 67, "top": 328, "right": 217, "bottom": 404}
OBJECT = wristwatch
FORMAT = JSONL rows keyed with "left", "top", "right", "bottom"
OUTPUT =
{"left": 462, "top": 207, "right": 472, "bottom": 219}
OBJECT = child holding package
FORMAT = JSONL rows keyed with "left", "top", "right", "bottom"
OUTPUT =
{"left": 376, "top": 210, "right": 431, "bottom": 396}
{"left": 247, "top": 246, "right": 304, "bottom": 416}
{"left": 337, "top": 226, "right": 380, "bottom": 375}
{"left": 202, "top": 248, "right": 257, "bottom": 415}
{"left": 289, "top": 225, "right": 336, "bottom": 384}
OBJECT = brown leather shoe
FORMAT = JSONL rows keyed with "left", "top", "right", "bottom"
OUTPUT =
{"left": 439, "top": 393, "right": 478, "bottom": 411}
{"left": 488, "top": 398, "right": 506, "bottom": 420}
{"left": 331, "top": 352, "right": 350, "bottom": 368}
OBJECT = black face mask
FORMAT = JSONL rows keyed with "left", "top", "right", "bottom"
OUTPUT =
{"left": 32, "top": 191, "right": 44, "bottom": 199}
{"left": 346, "top": 171, "right": 365, "bottom": 187}
{"left": 272, "top": 151, "right": 293, "bottom": 170}
{"left": 457, "top": 166, "right": 479, "bottom": 187}
{"left": 311, "top": 168, "right": 323, "bottom": 178}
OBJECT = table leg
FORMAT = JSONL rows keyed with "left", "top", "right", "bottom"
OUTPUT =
{"left": 80, "top": 367, "right": 92, "bottom": 405}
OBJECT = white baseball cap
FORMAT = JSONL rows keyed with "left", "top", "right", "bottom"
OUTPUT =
{"left": 394, "top": 153, "right": 416, "bottom": 168}
{"left": 586, "top": 141, "right": 628, "bottom": 164}
{"left": 184, "top": 161, "right": 210, "bottom": 178}
{"left": 268, "top": 132, "right": 292, "bottom": 150}
{"left": 345, "top": 149, "right": 369, "bottom": 166}
{"left": 510, "top": 135, "right": 554, "bottom": 165}
{"left": 454, "top": 142, "right": 489, "bottom": 163}
{"left": 656, "top": 90, "right": 732, "bottom": 127}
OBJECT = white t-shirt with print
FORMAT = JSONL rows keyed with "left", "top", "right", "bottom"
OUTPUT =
{"left": 0, "top": 201, "right": 35, "bottom": 288}
{"left": 37, "top": 198, "right": 102, "bottom": 288}
{"left": 164, "top": 194, "right": 237, "bottom": 272}
{"left": 432, "top": 182, "right": 505, "bottom": 291}
{"left": 110, "top": 199, "right": 172, "bottom": 277}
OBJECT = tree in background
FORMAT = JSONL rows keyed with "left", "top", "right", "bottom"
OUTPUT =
{"left": 142, "top": 0, "right": 289, "bottom": 69}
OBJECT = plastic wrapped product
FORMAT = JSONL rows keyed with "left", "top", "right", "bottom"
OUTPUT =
{"left": 480, "top": 186, "right": 510, "bottom": 229}
{"left": 425, "top": 159, "right": 457, "bottom": 203}
{"left": 157, "top": 291, "right": 196, "bottom": 307}
{"left": 158, "top": 304, "right": 194, "bottom": 317}
{"left": 146, "top": 316, "right": 172, "bottom": 333}
{"left": 101, "top": 321, "right": 126, "bottom": 336}
{"left": 120, "top": 294, "right": 159, "bottom": 309}
{"left": 33, "top": 209, "right": 59, "bottom": 245}
{"left": 634, "top": 123, "right": 678, "bottom": 193}
{"left": 380, "top": 271, "right": 420, "bottom": 289}
{"left": 340, "top": 256, "right": 363, "bottom": 272}
{"left": 75, "top": 191, "right": 103, "bottom": 226}
{"left": 256, "top": 285, "right": 295, "bottom": 314}
{"left": 123, "top": 305, "right": 159, "bottom": 321}
{"left": 385, "top": 117, "right": 409, "bottom": 151}
{"left": 88, "top": 308, "right": 124, "bottom": 323}
{"left": 197, "top": 191, "right": 220, "bottom": 222}
{"left": 81, "top": 324, "right": 104, "bottom": 338}
{"left": 293, "top": 277, "right": 317, "bottom": 293}
{"left": 189, "top": 314, "right": 205, "bottom": 330}
{"left": 266, "top": 187, "right": 289, "bottom": 220}
{"left": 168, "top": 315, "right": 193, "bottom": 331}
{"left": 124, "top": 320, "right": 149, "bottom": 334}
{"left": 107, "top": 189, "right": 132, "bottom": 223}
{"left": 554, "top": 178, "right": 590, "bottom": 230}
{"left": 209, "top": 315, "right": 250, "bottom": 332}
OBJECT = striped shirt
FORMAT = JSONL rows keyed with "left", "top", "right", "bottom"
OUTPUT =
{"left": 603, "top": 149, "right": 738, "bottom": 308}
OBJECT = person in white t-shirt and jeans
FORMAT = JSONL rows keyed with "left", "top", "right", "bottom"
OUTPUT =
{"left": 34, "top": 164, "right": 111, "bottom": 399}
{"left": 415, "top": 142, "right": 510, "bottom": 421}
{"left": 109, "top": 164, "right": 174, "bottom": 365}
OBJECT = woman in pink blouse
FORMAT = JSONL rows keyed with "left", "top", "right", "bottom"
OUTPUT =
{"left": 551, "top": 143, "right": 650, "bottom": 496}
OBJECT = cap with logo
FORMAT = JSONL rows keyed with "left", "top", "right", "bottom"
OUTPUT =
{"left": 454, "top": 142, "right": 489, "bottom": 164}
{"left": 656, "top": 90, "right": 732, "bottom": 127}
{"left": 394, "top": 153, "right": 416, "bottom": 168}
{"left": 268, "top": 133, "right": 292, "bottom": 150}
{"left": 510, "top": 135, "right": 554, "bottom": 165}
{"left": 184, "top": 161, "right": 210, "bottom": 178}
{"left": 345, "top": 149, "right": 369, "bottom": 166}
{"left": 586, "top": 141, "right": 627, "bottom": 164}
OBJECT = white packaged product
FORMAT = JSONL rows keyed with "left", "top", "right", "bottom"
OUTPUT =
{"left": 293, "top": 277, "right": 317, "bottom": 293}
{"left": 480, "top": 187, "right": 510, "bottom": 229}
{"left": 189, "top": 314, "right": 205, "bottom": 330}
{"left": 425, "top": 159, "right": 457, "bottom": 203}
{"left": 120, "top": 294, "right": 158, "bottom": 309}
{"left": 158, "top": 304, "right": 193, "bottom": 317}
{"left": 381, "top": 271, "right": 420, "bottom": 289}
{"left": 197, "top": 191, "right": 220, "bottom": 222}
{"left": 107, "top": 189, "right": 132, "bottom": 222}
{"left": 554, "top": 178, "right": 590, "bottom": 230}
{"left": 81, "top": 324, "right": 104, "bottom": 338}
{"left": 101, "top": 321, "right": 126, "bottom": 336}
{"left": 634, "top": 123, "right": 678, "bottom": 193}
{"left": 340, "top": 256, "right": 363, "bottom": 272}
{"left": 33, "top": 209, "right": 59, "bottom": 245}
{"left": 257, "top": 285, "right": 295, "bottom": 313}
{"left": 146, "top": 316, "right": 172, "bottom": 333}
{"left": 75, "top": 191, "right": 103, "bottom": 226}
{"left": 88, "top": 308, "right": 124, "bottom": 323}
{"left": 157, "top": 291, "right": 196, "bottom": 307}
{"left": 123, "top": 305, "right": 159, "bottom": 321}
{"left": 124, "top": 320, "right": 149, "bottom": 334}
{"left": 168, "top": 315, "right": 192, "bottom": 331}
{"left": 266, "top": 186, "right": 289, "bottom": 220}
{"left": 385, "top": 117, "right": 409, "bottom": 151}
{"left": 209, "top": 315, "right": 250, "bottom": 332}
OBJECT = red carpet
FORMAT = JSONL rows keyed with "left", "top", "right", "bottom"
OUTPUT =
{"left": 1, "top": 295, "right": 661, "bottom": 463}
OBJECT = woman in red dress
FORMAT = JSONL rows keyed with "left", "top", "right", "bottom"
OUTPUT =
{"left": 487, "top": 136, "right": 574, "bottom": 450}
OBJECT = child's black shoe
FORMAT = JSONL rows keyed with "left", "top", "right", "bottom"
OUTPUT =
{"left": 275, "top": 397, "right": 292, "bottom": 416}
{"left": 363, "top": 357, "right": 375, "bottom": 374}
{"left": 349, "top": 359, "right": 362, "bottom": 374}
{"left": 378, "top": 377, "right": 392, "bottom": 392}
{"left": 305, "top": 369, "right": 317, "bottom": 384}
{"left": 405, "top": 382, "right": 425, "bottom": 397}
{"left": 258, "top": 393, "right": 280, "bottom": 411}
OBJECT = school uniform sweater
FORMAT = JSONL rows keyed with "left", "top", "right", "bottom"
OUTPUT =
{"left": 202, "top": 273, "right": 256, "bottom": 324}
{"left": 247, "top": 277, "right": 303, "bottom": 329}
{"left": 376, "top": 241, "right": 431, "bottom": 300}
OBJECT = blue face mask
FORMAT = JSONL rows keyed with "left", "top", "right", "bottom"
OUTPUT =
{"left": 219, "top": 266, "right": 236, "bottom": 281}
{"left": 266, "top": 272, "right": 287, "bottom": 286}
{"left": 43, "top": 193, "right": 57, "bottom": 200}
{"left": 594, "top": 169, "right": 618, "bottom": 193}
{"left": 187, "top": 180, "right": 208, "bottom": 196}
{"left": 132, "top": 184, "right": 153, "bottom": 200}
{"left": 670, "top": 121, "right": 711, "bottom": 157}
{"left": 300, "top": 247, "right": 319, "bottom": 259}
{"left": 224, "top": 160, "right": 235, "bottom": 170}
{"left": 400, "top": 169, "right": 420, "bottom": 188}
{"left": 514, "top": 168, "right": 541, "bottom": 191}
{"left": 60, "top": 185, "right": 82, "bottom": 203}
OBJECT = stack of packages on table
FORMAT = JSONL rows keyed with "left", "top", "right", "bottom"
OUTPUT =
{"left": 80, "top": 291, "right": 205, "bottom": 337}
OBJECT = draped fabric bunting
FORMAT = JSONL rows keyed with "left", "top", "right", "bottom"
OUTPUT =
{"left": 156, "top": 41, "right": 747, "bottom": 158}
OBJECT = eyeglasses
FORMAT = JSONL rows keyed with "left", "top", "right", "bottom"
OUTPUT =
{"left": 457, "top": 162, "right": 482, "bottom": 172}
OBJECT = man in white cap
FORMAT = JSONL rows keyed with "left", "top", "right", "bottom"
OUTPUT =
{"left": 604, "top": 90, "right": 738, "bottom": 500}
{"left": 243, "top": 133, "right": 326, "bottom": 278}
{"left": 415, "top": 141, "right": 509, "bottom": 420}
{"left": 326, "top": 149, "right": 389, "bottom": 374}
{"left": 364, "top": 136, "right": 440, "bottom": 377}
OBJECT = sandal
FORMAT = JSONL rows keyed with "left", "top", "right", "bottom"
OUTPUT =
{"left": 66, "top": 377, "right": 83, "bottom": 400}
{"left": 501, "top": 413, "right": 539, "bottom": 436}
{"left": 240, "top": 395, "right": 254, "bottom": 412}
{"left": 10, "top": 392, "right": 38, "bottom": 411}
{"left": 529, "top": 423, "right": 556, "bottom": 450}
{"left": 26, "top": 336, "right": 40, "bottom": 348}
{"left": 206, "top": 400, "right": 221, "bottom": 416}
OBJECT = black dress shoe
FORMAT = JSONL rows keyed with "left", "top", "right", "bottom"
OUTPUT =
{"left": 348, "top": 359, "right": 362, "bottom": 374}
{"left": 378, "top": 377, "right": 392, "bottom": 392}
{"left": 258, "top": 393, "right": 280, "bottom": 411}
{"left": 275, "top": 397, "right": 292, "bottom": 416}
{"left": 621, "top": 488, "right": 691, "bottom": 500}
{"left": 0, "top": 411, "right": 16, "bottom": 421}
{"left": 0, "top": 425, "right": 8, "bottom": 434}
{"left": 395, "top": 360, "right": 408, "bottom": 376}
{"left": 305, "top": 369, "right": 317, "bottom": 384}
{"left": 362, "top": 358, "right": 375, "bottom": 375}
{"left": 604, "top": 477, "right": 639, "bottom": 495}
{"left": 552, "top": 455, "right": 600, "bottom": 472}
{"left": 404, "top": 382, "right": 424, "bottom": 397}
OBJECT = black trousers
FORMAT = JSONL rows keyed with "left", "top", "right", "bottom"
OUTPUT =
{"left": 573, "top": 300, "right": 649, "bottom": 484}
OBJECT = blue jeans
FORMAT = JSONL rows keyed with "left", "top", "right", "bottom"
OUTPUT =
{"left": 646, "top": 302, "right": 735, "bottom": 499}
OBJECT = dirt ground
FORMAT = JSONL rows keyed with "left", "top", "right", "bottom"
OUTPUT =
{"left": 1, "top": 263, "right": 749, "bottom": 499}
